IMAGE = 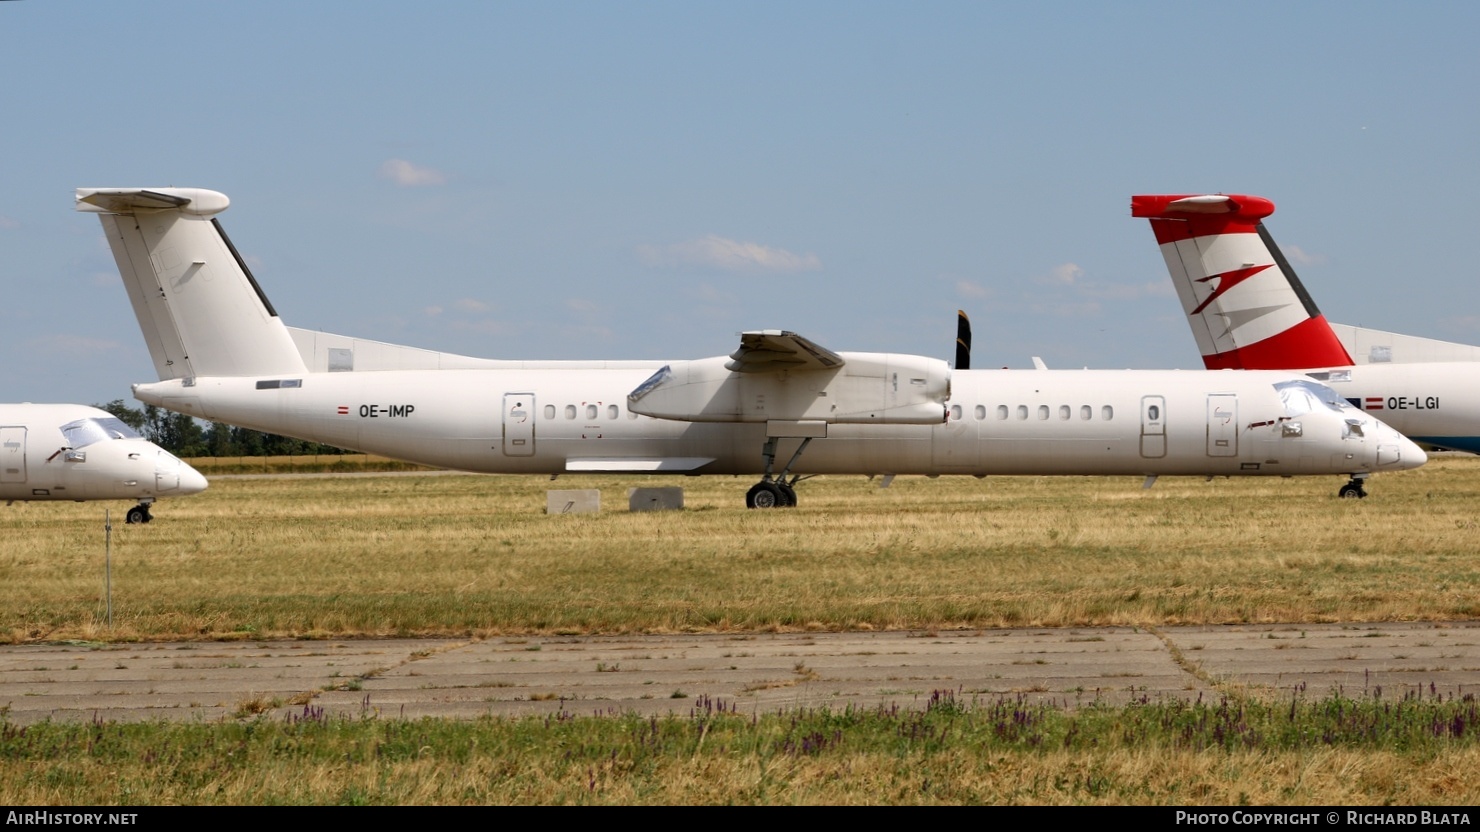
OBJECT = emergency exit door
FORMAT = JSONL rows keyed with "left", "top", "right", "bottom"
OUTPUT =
{"left": 0, "top": 427, "right": 25, "bottom": 483}
{"left": 1207, "top": 394, "right": 1238, "bottom": 457}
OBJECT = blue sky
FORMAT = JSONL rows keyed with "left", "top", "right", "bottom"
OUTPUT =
{"left": 5, "top": 1, "right": 1479, "bottom": 407}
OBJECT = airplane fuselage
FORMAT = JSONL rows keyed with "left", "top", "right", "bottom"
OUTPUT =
{"left": 134, "top": 366, "right": 1411, "bottom": 480}
{"left": 0, "top": 404, "right": 208, "bottom": 509}
{"left": 1301, "top": 363, "right": 1480, "bottom": 453}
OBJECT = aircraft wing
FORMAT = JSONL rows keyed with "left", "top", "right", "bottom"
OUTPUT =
{"left": 725, "top": 331, "right": 845, "bottom": 373}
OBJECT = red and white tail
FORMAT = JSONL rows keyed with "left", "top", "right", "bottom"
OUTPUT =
{"left": 1130, "top": 193, "right": 1353, "bottom": 370}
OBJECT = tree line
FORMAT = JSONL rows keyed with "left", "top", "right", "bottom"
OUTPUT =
{"left": 96, "top": 399, "right": 349, "bottom": 458}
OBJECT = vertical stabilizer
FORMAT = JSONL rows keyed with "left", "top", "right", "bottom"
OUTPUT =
{"left": 1130, "top": 194, "right": 1353, "bottom": 370}
{"left": 77, "top": 188, "right": 307, "bottom": 380}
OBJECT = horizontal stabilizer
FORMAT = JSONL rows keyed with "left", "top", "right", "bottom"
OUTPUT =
{"left": 77, "top": 188, "right": 231, "bottom": 217}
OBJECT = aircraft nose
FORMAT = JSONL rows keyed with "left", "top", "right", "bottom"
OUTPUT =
{"left": 156, "top": 451, "right": 209, "bottom": 495}
{"left": 1376, "top": 425, "right": 1427, "bottom": 471}
{"left": 176, "top": 462, "right": 210, "bottom": 495}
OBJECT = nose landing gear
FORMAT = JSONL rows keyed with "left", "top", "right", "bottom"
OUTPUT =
{"left": 125, "top": 500, "right": 154, "bottom": 524}
{"left": 1338, "top": 475, "right": 1368, "bottom": 500}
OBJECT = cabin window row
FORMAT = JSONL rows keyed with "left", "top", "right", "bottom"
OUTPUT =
{"left": 948, "top": 404, "right": 1115, "bottom": 421}
{"left": 542, "top": 403, "right": 639, "bottom": 421}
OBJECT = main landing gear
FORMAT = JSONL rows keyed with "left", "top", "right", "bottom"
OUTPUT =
{"left": 1338, "top": 474, "right": 1368, "bottom": 500}
{"left": 125, "top": 500, "right": 154, "bottom": 524}
{"left": 746, "top": 436, "right": 813, "bottom": 509}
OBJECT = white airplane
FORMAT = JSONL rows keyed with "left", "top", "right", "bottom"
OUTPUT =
{"left": 1, "top": 402, "right": 208, "bottom": 523}
{"left": 75, "top": 186, "right": 1423, "bottom": 507}
{"left": 1132, "top": 193, "right": 1480, "bottom": 474}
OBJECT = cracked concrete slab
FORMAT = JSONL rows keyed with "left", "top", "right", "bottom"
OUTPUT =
{"left": 1, "top": 622, "right": 1476, "bottom": 725}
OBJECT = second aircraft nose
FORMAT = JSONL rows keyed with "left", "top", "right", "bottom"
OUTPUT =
{"left": 157, "top": 451, "right": 210, "bottom": 495}
{"left": 1380, "top": 429, "right": 1428, "bottom": 471}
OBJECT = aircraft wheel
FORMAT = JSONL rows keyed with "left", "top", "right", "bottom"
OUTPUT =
{"left": 1338, "top": 483, "right": 1366, "bottom": 500}
{"left": 746, "top": 482, "right": 783, "bottom": 509}
{"left": 125, "top": 505, "right": 148, "bottom": 525}
{"left": 776, "top": 482, "right": 797, "bottom": 507}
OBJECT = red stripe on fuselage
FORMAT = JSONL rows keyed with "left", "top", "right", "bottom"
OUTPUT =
{"left": 1200, "top": 315, "right": 1355, "bottom": 370}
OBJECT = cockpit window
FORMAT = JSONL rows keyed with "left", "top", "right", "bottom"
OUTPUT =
{"left": 628, "top": 365, "right": 672, "bottom": 402}
{"left": 1275, "top": 379, "right": 1356, "bottom": 419}
{"left": 60, "top": 417, "right": 142, "bottom": 448}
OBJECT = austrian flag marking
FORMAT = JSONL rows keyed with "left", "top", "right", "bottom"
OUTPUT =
{"left": 1364, "top": 398, "right": 1384, "bottom": 411}
{"left": 337, "top": 405, "right": 350, "bottom": 415}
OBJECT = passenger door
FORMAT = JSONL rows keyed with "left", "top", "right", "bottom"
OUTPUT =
{"left": 1139, "top": 396, "right": 1166, "bottom": 458}
{"left": 502, "top": 393, "right": 536, "bottom": 457}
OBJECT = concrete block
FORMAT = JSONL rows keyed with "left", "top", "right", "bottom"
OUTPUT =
{"left": 547, "top": 489, "right": 600, "bottom": 514}
{"left": 627, "top": 487, "right": 684, "bottom": 512}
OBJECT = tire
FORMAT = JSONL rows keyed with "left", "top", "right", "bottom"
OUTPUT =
{"left": 746, "top": 482, "right": 781, "bottom": 509}
{"left": 1338, "top": 484, "right": 1365, "bottom": 499}
{"left": 776, "top": 482, "right": 797, "bottom": 507}
{"left": 126, "top": 506, "right": 147, "bottom": 525}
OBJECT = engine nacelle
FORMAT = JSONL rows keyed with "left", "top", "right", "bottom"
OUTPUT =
{"left": 628, "top": 352, "right": 950, "bottom": 425}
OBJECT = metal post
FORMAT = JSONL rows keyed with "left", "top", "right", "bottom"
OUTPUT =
{"left": 104, "top": 509, "right": 112, "bottom": 628}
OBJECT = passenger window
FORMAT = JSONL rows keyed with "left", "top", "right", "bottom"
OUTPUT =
{"left": 1037, "top": 405, "right": 1049, "bottom": 420}
{"left": 1016, "top": 405, "right": 1028, "bottom": 420}
{"left": 564, "top": 405, "right": 576, "bottom": 420}
{"left": 543, "top": 405, "right": 555, "bottom": 420}
{"left": 1148, "top": 404, "right": 1160, "bottom": 421}
{"left": 1058, "top": 405, "right": 1070, "bottom": 420}
{"left": 1102, "top": 405, "right": 1113, "bottom": 420}
{"left": 997, "top": 405, "right": 1008, "bottom": 420}
{"left": 950, "top": 404, "right": 962, "bottom": 421}
{"left": 974, "top": 405, "right": 986, "bottom": 420}
{"left": 1080, "top": 405, "right": 1091, "bottom": 420}
{"left": 586, "top": 404, "right": 598, "bottom": 420}
{"left": 607, "top": 404, "right": 619, "bottom": 420}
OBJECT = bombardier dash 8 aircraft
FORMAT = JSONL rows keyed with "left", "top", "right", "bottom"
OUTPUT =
{"left": 1, "top": 403, "right": 208, "bottom": 522}
{"left": 76, "top": 187, "right": 1423, "bottom": 507}
{"left": 1133, "top": 193, "right": 1480, "bottom": 468}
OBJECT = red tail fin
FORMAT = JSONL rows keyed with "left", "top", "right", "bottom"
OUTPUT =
{"left": 1131, "top": 194, "right": 1353, "bottom": 369}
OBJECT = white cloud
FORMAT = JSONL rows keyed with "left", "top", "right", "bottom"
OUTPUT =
{"left": 30, "top": 334, "right": 121, "bottom": 356}
{"left": 0, "top": 216, "right": 18, "bottom": 230}
{"left": 638, "top": 234, "right": 822, "bottom": 273}
{"left": 955, "top": 278, "right": 991, "bottom": 299}
{"left": 1282, "top": 244, "right": 1326, "bottom": 266}
{"left": 454, "top": 298, "right": 489, "bottom": 313}
{"left": 565, "top": 297, "right": 600, "bottom": 315}
{"left": 1440, "top": 315, "right": 1480, "bottom": 334}
{"left": 379, "top": 158, "right": 447, "bottom": 187}
{"left": 1035, "top": 262, "right": 1083, "bottom": 285}
{"left": 1081, "top": 281, "right": 1177, "bottom": 300}
{"left": 1030, "top": 300, "right": 1102, "bottom": 318}
{"left": 449, "top": 319, "right": 515, "bottom": 336}
{"left": 423, "top": 306, "right": 443, "bottom": 317}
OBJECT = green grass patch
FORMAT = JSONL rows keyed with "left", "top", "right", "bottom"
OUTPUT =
{"left": 2, "top": 690, "right": 1478, "bottom": 804}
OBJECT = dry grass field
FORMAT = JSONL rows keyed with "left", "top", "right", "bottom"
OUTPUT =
{"left": 3, "top": 454, "right": 1479, "bottom": 643}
